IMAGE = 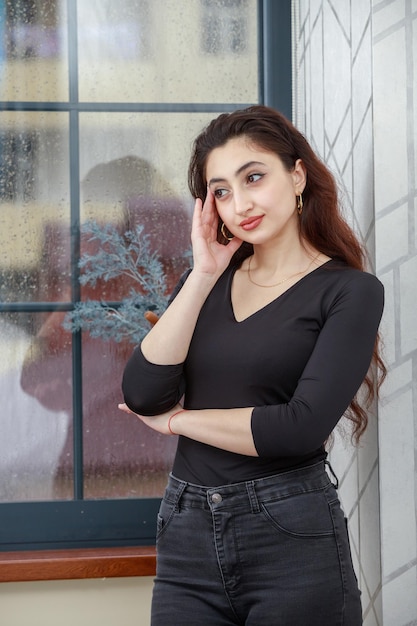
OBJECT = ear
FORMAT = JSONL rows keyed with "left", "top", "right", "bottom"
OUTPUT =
{"left": 292, "top": 158, "right": 307, "bottom": 194}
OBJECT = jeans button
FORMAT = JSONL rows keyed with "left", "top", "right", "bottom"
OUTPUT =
{"left": 211, "top": 493, "right": 222, "bottom": 503}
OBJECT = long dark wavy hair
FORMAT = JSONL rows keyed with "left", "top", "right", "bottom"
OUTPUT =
{"left": 188, "top": 104, "right": 386, "bottom": 443}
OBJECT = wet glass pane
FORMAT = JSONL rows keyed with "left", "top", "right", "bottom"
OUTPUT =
{"left": 1, "top": 0, "right": 261, "bottom": 504}
{"left": 77, "top": 0, "right": 258, "bottom": 103}
{"left": 0, "top": 111, "right": 70, "bottom": 303}
{"left": 0, "top": 312, "right": 72, "bottom": 501}
{"left": 78, "top": 112, "right": 216, "bottom": 498}
{"left": 81, "top": 333, "right": 179, "bottom": 499}
{"left": 1, "top": 0, "right": 68, "bottom": 101}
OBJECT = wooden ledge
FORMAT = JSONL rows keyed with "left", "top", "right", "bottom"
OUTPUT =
{"left": 0, "top": 546, "right": 156, "bottom": 583}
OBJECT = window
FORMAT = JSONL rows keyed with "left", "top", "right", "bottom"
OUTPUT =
{"left": 201, "top": 0, "right": 248, "bottom": 55}
{"left": 77, "top": 1, "right": 151, "bottom": 61}
{"left": 0, "top": 0, "right": 291, "bottom": 551}
{"left": 0, "top": 130, "right": 37, "bottom": 201}
{"left": 5, "top": 0, "right": 60, "bottom": 60}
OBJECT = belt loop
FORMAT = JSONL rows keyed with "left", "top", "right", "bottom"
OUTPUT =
{"left": 173, "top": 480, "right": 187, "bottom": 512}
{"left": 246, "top": 480, "right": 260, "bottom": 513}
{"left": 325, "top": 461, "right": 339, "bottom": 490}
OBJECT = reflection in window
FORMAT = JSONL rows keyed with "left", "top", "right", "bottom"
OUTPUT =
{"left": 16, "top": 135, "right": 194, "bottom": 499}
{"left": 0, "top": 131, "right": 36, "bottom": 201}
{"left": 77, "top": 0, "right": 151, "bottom": 61}
{"left": 0, "top": 313, "right": 69, "bottom": 502}
{"left": 0, "top": 112, "right": 70, "bottom": 303}
{"left": 201, "top": 0, "right": 248, "bottom": 55}
{"left": 5, "top": 0, "right": 61, "bottom": 60}
{"left": 1, "top": 1, "right": 260, "bottom": 506}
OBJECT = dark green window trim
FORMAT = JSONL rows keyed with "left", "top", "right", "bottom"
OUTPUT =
{"left": 0, "top": 0, "right": 291, "bottom": 552}
{"left": 259, "top": 0, "right": 292, "bottom": 116}
{"left": 0, "top": 500, "right": 161, "bottom": 552}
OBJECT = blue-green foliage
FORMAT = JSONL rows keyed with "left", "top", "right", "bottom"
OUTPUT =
{"left": 63, "top": 221, "right": 178, "bottom": 344}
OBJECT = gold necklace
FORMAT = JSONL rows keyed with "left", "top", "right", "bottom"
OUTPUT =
{"left": 247, "top": 252, "right": 321, "bottom": 288}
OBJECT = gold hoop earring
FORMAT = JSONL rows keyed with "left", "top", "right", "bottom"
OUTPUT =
{"left": 297, "top": 193, "right": 303, "bottom": 215}
{"left": 221, "top": 223, "right": 234, "bottom": 241}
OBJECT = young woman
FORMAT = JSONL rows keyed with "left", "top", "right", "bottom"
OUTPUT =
{"left": 120, "top": 105, "right": 385, "bottom": 625}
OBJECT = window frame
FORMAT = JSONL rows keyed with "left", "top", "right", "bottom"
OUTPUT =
{"left": 0, "top": 0, "right": 291, "bottom": 553}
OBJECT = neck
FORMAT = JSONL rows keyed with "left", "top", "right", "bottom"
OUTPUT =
{"left": 250, "top": 238, "right": 318, "bottom": 274}
{"left": 247, "top": 249, "right": 321, "bottom": 288}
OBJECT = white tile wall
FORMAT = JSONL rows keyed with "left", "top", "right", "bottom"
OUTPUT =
{"left": 375, "top": 203, "right": 409, "bottom": 271}
{"left": 372, "top": 1, "right": 417, "bottom": 622}
{"left": 294, "top": 0, "right": 417, "bottom": 623}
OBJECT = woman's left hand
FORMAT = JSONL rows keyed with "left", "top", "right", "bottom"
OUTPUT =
{"left": 118, "top": 403, "right": 182, "bottom": 436}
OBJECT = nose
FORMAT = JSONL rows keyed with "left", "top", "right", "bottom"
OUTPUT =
{"left": 232, "top": 188, "right": 253, "bottom": 215}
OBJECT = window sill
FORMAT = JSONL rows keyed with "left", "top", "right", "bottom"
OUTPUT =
{"left": 0, "top": 546, "right": 156, "bottom": 582}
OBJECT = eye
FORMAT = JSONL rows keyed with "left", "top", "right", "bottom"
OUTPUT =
{"left": 247, "top": 173, "right": 263, "bottom": 184}
{"left": 213, "top": 188, "right": 228, "bottom": 199}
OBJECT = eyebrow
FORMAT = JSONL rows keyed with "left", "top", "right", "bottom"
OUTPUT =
{"left": 208, "top": 160, "right": 266, "bottom": 186}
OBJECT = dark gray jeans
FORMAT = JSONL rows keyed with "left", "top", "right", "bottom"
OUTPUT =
{"left": 151, "top": 462, "right": 362, "bottom": 625}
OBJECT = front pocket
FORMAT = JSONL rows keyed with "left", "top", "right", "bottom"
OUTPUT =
{"left": 260, "top": 489, "right": 335, "bottom": 538}
{"left": 155, "top": 498, "right": 177, "bottom": 540}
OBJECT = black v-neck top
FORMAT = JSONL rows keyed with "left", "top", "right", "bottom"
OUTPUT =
{"left": 122, "top": 260, "right": 384, "bottom": 486}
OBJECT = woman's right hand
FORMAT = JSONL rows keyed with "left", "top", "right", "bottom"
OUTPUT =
{"left": 139, "top": 189, "right": 242, "bottom": 366}
{"left": 191, "top": 188, "right": 242, "bottom": 279}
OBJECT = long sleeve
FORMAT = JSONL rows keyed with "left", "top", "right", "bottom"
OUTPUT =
{"left": 122, "top": 347, "right": 185, "bottom": 415}
{"left": 251, "top": 269, "right": 384, "bottom": 457}
{"left": 121, "top": 260, "right": 384, "bottom": 486}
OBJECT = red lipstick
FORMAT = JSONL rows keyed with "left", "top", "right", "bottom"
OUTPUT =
{"left": 240, "top": 216, "right": 263, "bottom": 231}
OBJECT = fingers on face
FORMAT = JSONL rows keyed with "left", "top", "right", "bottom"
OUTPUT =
{"left": 203, "top": 186, "right": 216, "bottom": 210}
